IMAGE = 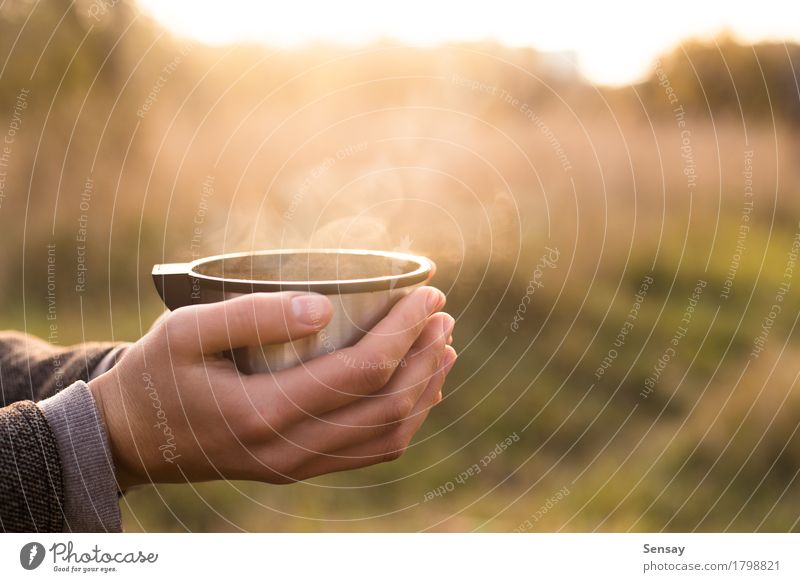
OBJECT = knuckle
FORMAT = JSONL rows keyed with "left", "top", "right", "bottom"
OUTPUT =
{"left": 351, "top": 364, "right": 379, "bottom": 392}
{"left": 382, "top": 449, "right": 403, "bottom": 463}
{"left": 430, "top": 342, "right": 447, "bottom": 374}
{"left": 407, "top": 315, "right": 428, "bottom": 340}
{"left": 381, "top": 434, "right": 408, "bottom": 462}
{"left": 160, "top": 309, "right": 185, "bottom": 335}
{"left": 261, "top": 393, "right": 296, "bottom": 434}
{"left": 238, "top": 424, "right": 266, "bottom": 449}
{"left": 157, "top": 312, "right": 188, "bottom": 347}
{"left": 233, "top": 401, "right": 277, "bottom": 443}
{"left": 384, "top": 394, "right": 413, "bottom": 425}
{"left": 366, "top": 346, "right": 393, "bottom": 369}
{"left": 353, "top": 356, "right": 392, "bottom": 391}
{"left": 255, "top": 441, "right": 306, "bottom": 479}
{"left": 262, "top": 456, "right": 302, "bottom": 483}
{"left": 376, "top": 365, "right": 394, "bottom": 386}
{"left": 278, "top": 450, "right": 305, "bottom": 477}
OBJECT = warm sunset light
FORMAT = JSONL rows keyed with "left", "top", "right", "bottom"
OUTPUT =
{"left": 136, "top": 0, "right": 800, "bottom": 85}
{"left": 3, "top": 0, "right": 800, "bottom": 565}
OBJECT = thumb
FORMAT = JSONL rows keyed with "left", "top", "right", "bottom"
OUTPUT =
{"left": 166, "top": 292, "right": 332, "bottom": 355}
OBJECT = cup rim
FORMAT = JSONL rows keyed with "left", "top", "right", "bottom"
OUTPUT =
{"left": 187, "top": 248, "right": 434, "bottom": 294}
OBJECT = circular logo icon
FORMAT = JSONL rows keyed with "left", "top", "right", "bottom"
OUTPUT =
{"left": 20, "top": 542, "right": 45, "bottom": 570}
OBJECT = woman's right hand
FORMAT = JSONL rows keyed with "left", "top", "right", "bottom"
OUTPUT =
{"left": 88, "top": 286, "right": 456, "bottom": 490}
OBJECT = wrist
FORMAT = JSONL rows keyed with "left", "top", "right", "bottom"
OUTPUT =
{"left": 87, "top": 372, "right": 141, "bottom": 492}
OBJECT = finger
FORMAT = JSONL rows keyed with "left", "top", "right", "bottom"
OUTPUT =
{"left": 358, "top": 286, "right": 445, "bottom": 347}
{"left": 392, "top": 345, "right": 457, "bottom": 437}
{"left": 288, "top": 348, "right": 456, "bottom": 480}
{"left": 149, "top": 309, "right": 171, "bottom": 332}
{"left": 256, "top": 286, "right": 445, "bottom": 421}
{"left": 278, "top": 314, "right": 454, "bottom": 453}
{"left": 165, "top": 292, "right": 332, "bottom": 355}
{"left": 363, "top": 345, "right": 456, "bottom": 451}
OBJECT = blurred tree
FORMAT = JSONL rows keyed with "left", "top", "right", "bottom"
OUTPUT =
{"left": 640, "top": 36, "right": 800, "bottom": 125}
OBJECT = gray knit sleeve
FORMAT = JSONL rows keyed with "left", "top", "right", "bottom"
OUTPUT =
{"left": 38, "top": 381, "right": 121, "bottom": 532}
{"left": 0, "top": 331, "right": 120, "bottom": 405}
{"left": 0, "top": 401, "right": 64, "bottom": 532}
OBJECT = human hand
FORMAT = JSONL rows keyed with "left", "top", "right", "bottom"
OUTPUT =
{"left": 88, "top": 287, "right": 456, "bottom": 490}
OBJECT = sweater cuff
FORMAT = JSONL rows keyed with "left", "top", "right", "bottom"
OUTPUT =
{"left": 38, "top": 381, "right": 122, "bottom": 532}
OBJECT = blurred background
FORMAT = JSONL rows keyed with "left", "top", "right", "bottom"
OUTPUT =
{"left": 1, "top": 0, "right": 799, "bottom": 531}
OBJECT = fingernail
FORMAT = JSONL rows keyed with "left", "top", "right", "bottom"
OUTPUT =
{"left": 441, "top": 315, "right": 455, "bottom": 338}
{"left": 426, "top": 288, "right": 445, "bottom": 313}
{"left": 292, "top": 294, "right": 330, "bottom": 327}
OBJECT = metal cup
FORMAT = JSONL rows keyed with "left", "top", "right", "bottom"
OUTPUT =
{"left": 152, "top": 249, "right": 434, "bottom": 373}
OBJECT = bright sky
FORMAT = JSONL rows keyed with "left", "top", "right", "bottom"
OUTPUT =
{"left": 136, "top": 0, "right": 800, "bottom": 86}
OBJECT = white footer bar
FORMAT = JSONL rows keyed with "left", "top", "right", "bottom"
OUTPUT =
{"left": 2, "top": 533, "right": 797, "bottom": 580}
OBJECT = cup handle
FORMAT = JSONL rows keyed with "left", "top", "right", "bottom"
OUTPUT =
{"left": 152, "top": 263, "right": 195, "bottom": 310}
